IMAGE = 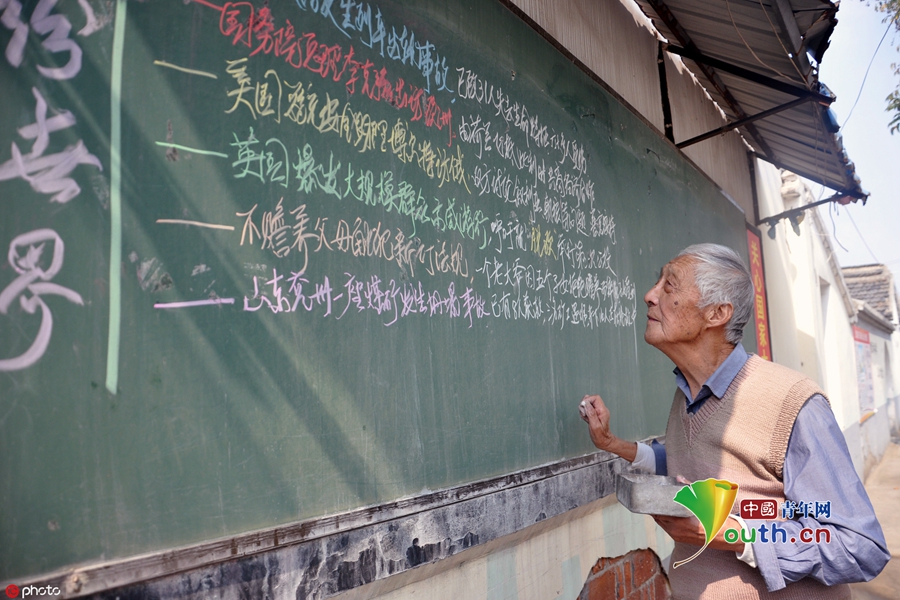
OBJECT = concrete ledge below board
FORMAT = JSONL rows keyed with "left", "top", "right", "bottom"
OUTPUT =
{"left": 10, "top": 451, "right": 627, "bottom": 599}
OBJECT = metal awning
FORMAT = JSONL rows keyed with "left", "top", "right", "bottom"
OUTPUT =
{"left": 632, "top": 0, "right": 867, "bottom": 200}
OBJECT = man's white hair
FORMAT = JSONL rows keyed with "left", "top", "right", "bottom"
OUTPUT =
{"left": 676, "top": 243, "right": 754, "bottom": 345}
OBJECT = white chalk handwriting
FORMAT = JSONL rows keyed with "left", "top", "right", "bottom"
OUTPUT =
{"left": 0, "top": 229, "right": 83, "bottom": 371}
{"left": 293, "top": 0, "right": 452, "bottom": 93}
{"left": 456, "top": 68, "right": 587, "bottom": 174}
{"left": 477, "top": 256, "right": 636, "bottom": 330}
{"left": 0, "top": 87, "right": 102, "bottom": 204}
{"left": 243, "top": 268, "right": 488, "bottom": 327}
{"left": 1, "top": 0, "right": 82, "bottom": 79}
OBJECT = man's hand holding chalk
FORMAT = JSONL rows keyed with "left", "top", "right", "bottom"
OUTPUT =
{"left": 578, "top": 394, "right": 637, "bottom": 462}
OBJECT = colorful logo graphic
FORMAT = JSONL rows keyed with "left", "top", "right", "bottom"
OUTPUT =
{"left": 671, "top": 478, "right": 739, "bottom": 568}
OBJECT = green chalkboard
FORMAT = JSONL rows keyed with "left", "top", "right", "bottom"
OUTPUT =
{"left": 0, "top": 0, "right": 752, "bottom": 580}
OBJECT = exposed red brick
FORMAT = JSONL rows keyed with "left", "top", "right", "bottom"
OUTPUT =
{"left": 631, "top": 551, "right": 656, "bottom": 587}
{"left": 631, "top": 585, "right": 644, "bottom": 600}
{"left": 581, "top": 550, "right": 670, "bottom": 600}
{"left": 591, "top": 556, "right": 613, "bottom": 575}
{"left": 588, "top": 569, "right": 616, "bottom": 600}
{"left": 653, "top": 572, "right": 672, "bottom": 599}
{"left": 619, "top": 561, "right": 633, "bottom": 596}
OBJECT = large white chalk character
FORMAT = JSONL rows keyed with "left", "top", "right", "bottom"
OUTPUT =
{"left": 0, "top": 87, "right": 102, "bottom": 204}
{"left": 0, "top": 229, "right": 83, "bottom": 371}
{"left": 1, "top": 0, "right": 82, "bottom": 78}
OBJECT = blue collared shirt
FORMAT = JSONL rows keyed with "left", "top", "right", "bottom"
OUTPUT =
{"left": 652, "top": 344, "right": 889, "bottom": 591}
{"left": 674, "top": 343, "right": 750, "bottom": 415}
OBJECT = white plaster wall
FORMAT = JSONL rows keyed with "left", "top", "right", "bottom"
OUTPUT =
{"left": 857, "top": 325, "right": 895, "bottom": 477}
{"left": 335, "top": 495, "right": 673, "bottom": 600}
{"left": 810, "top": 218, "right": 859, "bottom": 435}
{"left": 757, "top": 161, "right": 900, "bottom": 477}
{"left": 886, "top": 278, "right": 900, "bottom": 435}
{"left": 755, "top": 163, "right": 865, "bottom": 472}
{"left": 813, "top": 238, "right": 864, "bottom": 476}
{"left": 789, "top": 219, "right": 823, "bottom": 385}
{"left": 755, "top": 161, "right": 802, "bottom": 372}
{"left": 757, "top": 163, "right": 821, "bottom": 381}
{"left": 885, "top": 286, "right": 900, "bottom": 435}
{"left": 870, "top": 330, "right": 890, "bottom": 412}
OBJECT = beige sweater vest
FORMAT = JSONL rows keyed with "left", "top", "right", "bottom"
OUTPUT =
{"left": 665, "top": 355, "right": 850, "bottom": 600}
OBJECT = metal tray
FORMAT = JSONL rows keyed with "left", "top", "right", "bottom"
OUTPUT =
{"left": 615, "top": 470, "right": 693, "bottom": 517}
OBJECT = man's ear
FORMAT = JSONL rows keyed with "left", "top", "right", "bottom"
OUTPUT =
{"left": 706, "top": 303, "right": 734, "bottom": 329}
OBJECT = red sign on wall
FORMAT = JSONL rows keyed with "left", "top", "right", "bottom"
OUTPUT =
{"left": 746, "top": 229, "right": 772, "bottom": 360}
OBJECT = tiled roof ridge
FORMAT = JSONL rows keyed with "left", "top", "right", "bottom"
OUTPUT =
{"left": 842, "top": 265, "right": 888, "bottom": 274}
{"left": 840, "top": 264, "right": 897, "bottom": 324}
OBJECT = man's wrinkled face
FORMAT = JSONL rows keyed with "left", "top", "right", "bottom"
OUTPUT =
{"left": 643, "top": 256, "right": 707, "bottom": 351}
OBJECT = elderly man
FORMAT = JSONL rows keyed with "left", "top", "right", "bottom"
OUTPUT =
{"left": 582, "top": 243, "right": 888, "bottom": 599}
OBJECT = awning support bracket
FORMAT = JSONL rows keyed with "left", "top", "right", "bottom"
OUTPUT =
{"left": 657, "top": 41, "right": 675, "bottom": 143}
{"left": 644, "top": 0, "right": 778, "bottom": 160}
{"left": 757, "top": 192, "right": 865, "bottom": 230}
{"left": 676, "top": 96, "right": 813, "bottom": 149}
{"left": 664, "top": 44, "right": 834, "bottom": 104}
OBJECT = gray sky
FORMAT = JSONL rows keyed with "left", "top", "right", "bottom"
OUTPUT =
{"left": 813, "top": 1, "right": 900, "bottom": 283}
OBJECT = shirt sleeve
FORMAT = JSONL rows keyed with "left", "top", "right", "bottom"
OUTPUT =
{"left": 751, "top": 394, "right": 890, "bottom": 591}
{"left": 651, "top": 439, "right": 667, "bottom": 476}
{"left": 632, "top": 442, "right": 657, "bottom": 472}
{"left": 731, "top": 514, "right": 758, "bottom": 568}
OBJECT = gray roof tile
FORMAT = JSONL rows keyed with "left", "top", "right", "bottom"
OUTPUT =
{"left": 841, "top": 264, "right": 897, "bottom": 323}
